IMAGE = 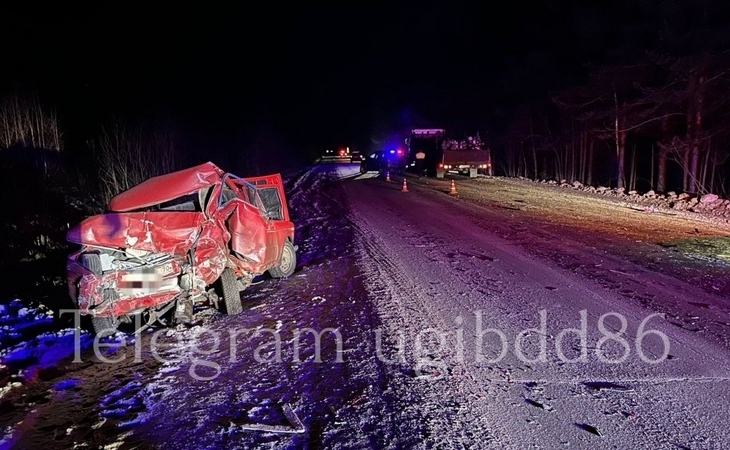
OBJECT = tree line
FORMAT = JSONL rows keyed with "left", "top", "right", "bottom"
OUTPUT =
{"left": 491, "top": 0, "right": 730, "bottom": 197}
{"left": 497, "top": 52, "right": 730, "bottom": 196}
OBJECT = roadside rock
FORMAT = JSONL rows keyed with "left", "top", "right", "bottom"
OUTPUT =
{"left": 517, "top": 176, "right": 730, "bottom": 226}
{"left": 701, "top": 193, "right": 720, "bottom": 204}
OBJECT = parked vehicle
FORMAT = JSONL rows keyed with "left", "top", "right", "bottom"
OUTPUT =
{"left": 438, "top": 134, "right": 492, "bottom": 178}
{"left": 438, "top": 151, "right": 491, "bottom": 178}
{"left": 66, "top": 162, "right": 297, "bottom": 337}
{"left": 359, "top": 149, "right": 408, "bottom": 175}
{"left": 406, "top": 129, "right": 491, "bottom": 178}
{"left": 406, "top": 129, "right": 446, "bottom": 178}
{"left": 320, "top": 148, "right": 352, "bottom": 163}
{"left": 350, "top": 150, "right": 363, "bottom": 162}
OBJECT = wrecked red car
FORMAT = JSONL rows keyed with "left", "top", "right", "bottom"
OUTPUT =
{"left": 66, "top": 161, "right": 297, "bottom": 337}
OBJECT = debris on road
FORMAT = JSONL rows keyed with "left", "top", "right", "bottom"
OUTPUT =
{"left": 575, "top": 423, "right": 602, "bottom": 436}
{"left": 238, "top": 403, "right": 305, "bottom": 434}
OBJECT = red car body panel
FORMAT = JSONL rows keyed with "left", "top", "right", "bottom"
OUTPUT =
{"left": 67, "top": 212, "right": 205, "bottom": 254}
{"left": 107, "top": 161, "right": 224, "bottom": 212}
{"left": 66, "top": 162, "right": 295, "bottom": 319}
{"left": 68, "top": 263, "right": 183, "bottom": 317}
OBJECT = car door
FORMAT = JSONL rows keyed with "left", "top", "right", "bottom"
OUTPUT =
{"left": 243, "top": 174, "right": 293, "bottom": 267}
{"left": 215, "top": 177, "right": 276, "bottom": 272}
{"left": 243, "top": 174, "right": 290, "bottom": 222}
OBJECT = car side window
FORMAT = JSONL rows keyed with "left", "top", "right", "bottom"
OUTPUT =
{"left": 257, "top": 187, "right": 283, "bottom": 220}
{"left": 220, "top": 187, "right": 238, "bottom": 207}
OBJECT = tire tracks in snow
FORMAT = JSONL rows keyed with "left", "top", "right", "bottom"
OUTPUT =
{"left": 233, "top": 164, "right": 406, "bottom": 449}
{"left": 346, "top": 205, "right": 514, "bottom": 449}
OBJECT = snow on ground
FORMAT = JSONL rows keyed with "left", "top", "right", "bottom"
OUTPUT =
{"left": 0, "top": 299, "right": 95, "bottom": 386}
{"left": 2, "top": 164, "right": 730, "bottom": 449}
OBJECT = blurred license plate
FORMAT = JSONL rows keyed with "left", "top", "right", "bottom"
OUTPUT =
{"left": 160, "top": 262, "right": 174, "bottom": 276}
{"left": 120, "top": 267, "right": 163, "bottom": 295}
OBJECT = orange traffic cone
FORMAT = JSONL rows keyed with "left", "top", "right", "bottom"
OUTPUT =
{"left": 449, "top": 179, "right": 458, "bottom": 196}
{"left": 386, "top": 171, "right": 391, "bottom": 182}
{"left": 401, "top": 178, "right": 409, "bottom": 192}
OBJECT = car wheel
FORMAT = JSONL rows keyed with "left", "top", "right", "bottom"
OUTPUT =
{"left": 218, "top": 267, "right": 243, "bottom": 315}
{"left": 92, "top": 316, "right": 119, "bottom": 338}
{"left": 269, "top": 240, "right": 296, "bottom": 278}
{"left": 92, "top": 289, "right": 120, "bottom": 338}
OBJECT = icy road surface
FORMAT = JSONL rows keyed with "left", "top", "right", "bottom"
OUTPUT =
{"left": 2, "top": 163, "right": 730, "bottom": 449}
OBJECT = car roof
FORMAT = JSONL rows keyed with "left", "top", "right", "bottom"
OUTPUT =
{"left": 108, "top": 162, "right": 226, "bottom": 212}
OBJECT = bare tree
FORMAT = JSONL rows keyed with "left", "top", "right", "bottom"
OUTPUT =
{"left": 554, "top": 62, "right": 668, "bottom": 190}
{"left": 90, "top": 116, "right": 179, "bottom": 204}
{"left": 0, "top": 89, "right": 63, "bottom": 176}
{"left": 502, "top": 106, "right": 555, "bottom": 180}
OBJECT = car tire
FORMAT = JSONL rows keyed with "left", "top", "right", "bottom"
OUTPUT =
{"left": 218, "top": 268, "right": 243, "bottom": 315}
{"left": 269, "top": 240, "right": 296, "bottom": 278}
{"left": 92, "top": 316, "right": 119, "bottom": 338}
{"left": 92, "top": 289, "right": 120, "bottom": 338}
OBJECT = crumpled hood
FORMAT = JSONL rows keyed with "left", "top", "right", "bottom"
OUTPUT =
{"left": 67, "top": 211, "right": 206, "bottom": 255}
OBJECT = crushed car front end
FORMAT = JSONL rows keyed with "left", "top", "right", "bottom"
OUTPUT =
{"left": 65, "top": 210, "right": 223, "bottom": 319}
{"left": 66, "top": 246, "right": 187, "bottom": 317}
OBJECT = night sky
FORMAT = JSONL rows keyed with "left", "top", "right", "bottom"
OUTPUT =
{"left": 0, "top": 2, "right": 692, "bottom": 155}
